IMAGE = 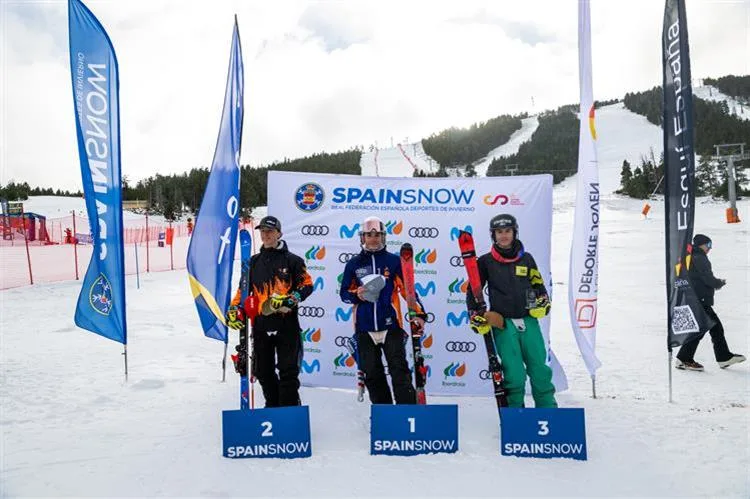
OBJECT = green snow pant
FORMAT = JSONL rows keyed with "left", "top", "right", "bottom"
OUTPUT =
{"left": 492, "top": 316, "right": 557, "bottom": 408}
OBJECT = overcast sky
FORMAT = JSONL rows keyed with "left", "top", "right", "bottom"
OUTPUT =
{"left": 1, "top": 0, "right": 748, "bottom": 191}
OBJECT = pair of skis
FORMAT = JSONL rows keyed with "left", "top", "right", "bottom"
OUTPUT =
{"left": 346, "top": 243, "right": 428, "bottom": 405}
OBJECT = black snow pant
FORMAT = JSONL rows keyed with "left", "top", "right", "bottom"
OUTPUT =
{"left": 252, "top": 315, "right": 302, "bottom": 408}
{"left": 356, "top": 328, "right": 416, "bottom": 404}
{"left": 677, "top": 305, "right": 732, "bottom": 363}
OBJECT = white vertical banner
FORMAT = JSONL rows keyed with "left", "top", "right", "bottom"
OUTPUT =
{"left": 569, "top": 0, "right": 602, "bottom": 377}
{"left": 269, "top": 171, "right": 567, "bottom": 396}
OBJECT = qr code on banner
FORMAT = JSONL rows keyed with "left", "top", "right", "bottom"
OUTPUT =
{"left": 672, "top": 305, "right": 700, "bottom": 335}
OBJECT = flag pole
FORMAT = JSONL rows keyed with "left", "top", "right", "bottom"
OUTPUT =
{"left": 221, "top": 342, "right": 228, "bottom": 382}
{"left": 668, "top": 349, "right": 673, "bottom": 403}
{"left": 123, "top": 344, "right": 128, "bottom": 382}
{"left": 591, "top": 374, "right": 596, "bottom": 399}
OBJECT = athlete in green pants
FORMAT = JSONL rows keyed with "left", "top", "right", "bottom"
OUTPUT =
{"left": 466, "top": 214, "right": 557, "bottom": 408}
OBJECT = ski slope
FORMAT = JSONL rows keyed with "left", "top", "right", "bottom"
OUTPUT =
{"left": 360, "top": 142, "right": 439, "bottom": 177}
{"left": 694, "top": 84, "right": 750, "bottom": 121}
{"left": 473, "top": 116, "right": 540, "bottom": 177}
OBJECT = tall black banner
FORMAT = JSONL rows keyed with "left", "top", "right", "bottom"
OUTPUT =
{"left": 662, "top": 0, "right": 714, "bottom": 349}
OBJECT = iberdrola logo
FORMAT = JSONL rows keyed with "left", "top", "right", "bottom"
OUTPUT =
{"left": 448, "top": 277, "right": 469, "bottom": 294}
{"left": 305, "top": 245, "right": 326, "bottom": 260}
{"left": 415, "top": 248, "right": 437, "bottom": 265}
{"left": 333, "top": 352, "right": 356, "bottom": 368}
{"left": 443, "top": 362, "right": 466, "bottom": 378}
{"left": 384, "top": 220, "right": 403, "bottom": 235}
{"left": 300, "top": 328, "right": 321, "bottom": 343}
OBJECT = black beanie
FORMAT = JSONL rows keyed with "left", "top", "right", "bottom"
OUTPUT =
{"left": 693, "top": 234, "right": 711, "bottom": 246}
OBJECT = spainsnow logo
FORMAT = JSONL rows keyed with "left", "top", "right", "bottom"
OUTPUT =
{"left": 301, "top": 327, "right": 322, "bottom": 342}
{"left": 333, "top": 352, "right": 356, "bottom": 368}
{"left": 301, "top": 359, "right": 321, "bottom": 373}
{"left": 446, "top": 311, "right": 469, "bottom": 327}
{"left": 339, "top": 223, "right": 360, "bottom": 239}
{"left": 336, "top": 307, "right": 353, "bottom": 322}
{"left": 89, "top": 273, "right": 113, "bottom": 315}
{"left": 450, "top": 225, "right": 473, "bottom": 241}
{"left": 415, "top": 281, "right": 436, "bottom": 296}
{"left": 421, "top": 333, "right": 433, "bottom": 349}
{"left": 448, "top": 277, "right": 469, "bottom": 294}
{"left": 313, "top": 276, "right": 324, "bottom": 291}
{"left": 384, "top": 220, "right": 403, "bottom": 235}
{"left": 443, "top": 362, "right": 467, "bottom": 378}
{"left": 305, "top": 246, "right": 326, "bottom": 260}
{"left": 295, "top": 183, "right": 325, "bottom": 212}
{"left": 415, "top": 248, "right": 437, "bottom": 265}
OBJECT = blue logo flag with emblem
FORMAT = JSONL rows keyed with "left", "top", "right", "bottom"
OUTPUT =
{"left": 68, "top": 0, "right": 126, "bottom": 344}
{"left": 186, "top": 18, "right": 244, "bottom": 342}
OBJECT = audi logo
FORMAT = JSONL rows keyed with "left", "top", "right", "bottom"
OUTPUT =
{"left": 479, "top": 369, "right": 491, "bottom": 380}
{"left": 408, "top": 227, "right": 439, "bottom": 238}
{"left": 334, "top": 336, "right": 351, "bottom": 347}
{"left": 301, "top": 225, "right": 330, "bottom": 236}
{"left": 338, "top": 252, "right": 358, "bottom": 264}
{"left": 449, "top": 256, "right": 465, "bottom": 267}
{"left": 298, "top": 306, "right": 325, "bottom": 318}
{"left": 446, "top": 341, "right": 477, "bottom": 352}
{"left": 404, "top": 311, "right": 436, "bottom": 323}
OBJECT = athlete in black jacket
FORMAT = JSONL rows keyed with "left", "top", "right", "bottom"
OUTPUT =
{"left": 227, "top": 216, "right": 314, "bottom": 406}
{"left": 675, "top": 234, "right": 745, "bottom": 371}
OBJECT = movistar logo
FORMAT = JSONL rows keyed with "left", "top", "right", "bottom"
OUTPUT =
{"left": 331, "top": 187, "right": 475, "bottom": 205}
{"left": 339, "top": 223, "right": 360, "bottom": 239}
{"left": 446, "top": 311, "right": 469, "bottom": 327}
{"left": 443, "top": 362, "right": 467, "bottom": 378}
{"left": 450, "top": 225, "right": 473, "bottom": 241}
{"left": 448, "top": 277, "right": 469, "bottom": 294}
{"left": 300, "top": 328, "right": 321, "bottom": 342}
{"left": 313, "top": 276, "right": 324, "bottom": 291}
{"left": 415, "top": 281, "right": 436, "bottom": 296}
{"left": 333, "top": 352, "right": 356, "bottom": 368}
{"left": 301, "top": 359, "right": 321, "bottom": 373}
{"left": 415, "top": 249, "right": 437, "bottom": 265}
{"left": 336, "top": 307, "right": 353, "bottom": 322}
{"left": 305, "top": 246, "right": 326, "bottom": 260}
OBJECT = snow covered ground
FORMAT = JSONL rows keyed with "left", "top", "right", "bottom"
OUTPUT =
{"left": 2, "top": 195, "right": 748, "bottom": 497}
{"left": 694, "top": 84, "right": 750, "bottom": 121}
{"left": 19, "top": 195, "right": 169, "bottom": 223}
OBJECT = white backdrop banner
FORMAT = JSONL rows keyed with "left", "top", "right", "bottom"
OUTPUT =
{"left": 268, "top": 171, "right": 568, "bottom": 396}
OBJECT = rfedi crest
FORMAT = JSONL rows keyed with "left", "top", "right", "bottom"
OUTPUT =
{"left": 295, "top": 183, "right": 324, "bottom": 212}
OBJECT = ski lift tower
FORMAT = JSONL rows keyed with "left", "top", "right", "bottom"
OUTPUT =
{"left": 712, "top": 143, "right": 748, "bottom": 223}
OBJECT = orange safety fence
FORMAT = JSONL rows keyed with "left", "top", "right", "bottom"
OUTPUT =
{"left": 0, "top": 214, "right": 256, "bottom": 290}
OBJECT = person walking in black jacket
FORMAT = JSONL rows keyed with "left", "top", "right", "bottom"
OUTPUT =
{"left": 226, "top": 215, "right": 314, "bottom": 406}
{"left": 675, "top": 234, "right": 745, "bottom": 371}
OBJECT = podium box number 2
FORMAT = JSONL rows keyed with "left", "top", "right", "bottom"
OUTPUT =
{"left": 222, "top": 406, "right": 312, "bottom": 459}
{"left": 371, "top": 404, "right": 458, "bottom": 456}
